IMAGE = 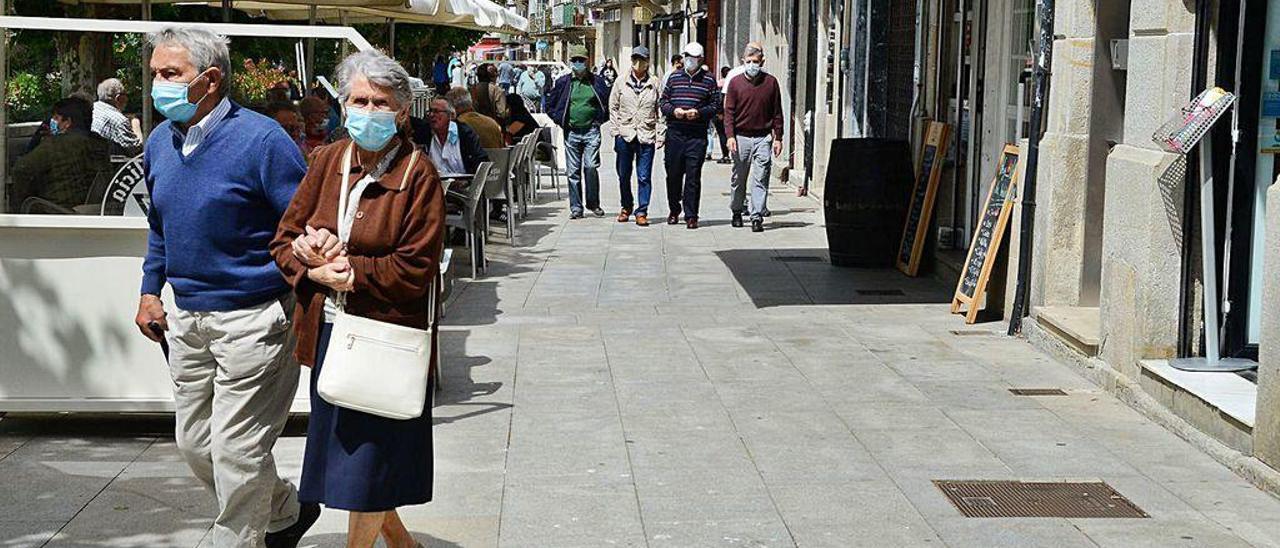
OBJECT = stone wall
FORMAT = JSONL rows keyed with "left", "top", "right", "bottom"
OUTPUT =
{"left": 1258, "top": 184, "right": 1280, "bottom": 469}
{"left": 1096, "top": 0, "right": 1193, "bottom": 378}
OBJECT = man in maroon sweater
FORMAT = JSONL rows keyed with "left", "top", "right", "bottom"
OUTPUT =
{"left": 724, "top": 42, "right": 784, "bottom": 232}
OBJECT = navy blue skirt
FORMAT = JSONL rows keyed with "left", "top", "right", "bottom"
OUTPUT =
{"left": 299, "top": 323, "right": 434, "bottom": 512}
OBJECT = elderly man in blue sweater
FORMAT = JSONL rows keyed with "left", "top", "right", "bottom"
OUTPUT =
{"left": 133, "top": 26, "right": 319, "bottom": 548}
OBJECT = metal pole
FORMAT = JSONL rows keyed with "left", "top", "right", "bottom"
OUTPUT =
{"left": 1179, "top": 0, "right": 1213, "bottom": 357}
{"left": 0, "top": 0, "right": 8, "bottom": 213}
{"left": 1007, "top": 0, "right": 1054, "bottom": 335}
{"left": 388, "top": 18, "right": 396, "bottom": 57}
{"left": 222, "top": 0, "right": 232, "bottom": 23}
{"left": 306, "top": 5, "right": 317, "bottom": 91}
{"left": 340, "top": 10, "right": 350, "bottom": 61}
{"left": 142, "top": 0, "right": 153, "bottom": 137}
{"left": 953, "top": 0, "right": 967, "bottom": 246}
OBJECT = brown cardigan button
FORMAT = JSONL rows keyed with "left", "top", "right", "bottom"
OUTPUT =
{"left": 355, "top": 211, "right": 365, "bottom": 220}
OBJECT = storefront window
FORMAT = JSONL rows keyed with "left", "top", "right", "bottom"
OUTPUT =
{"left": 1247, "top": 4, "right": 1280, "bottom": 344}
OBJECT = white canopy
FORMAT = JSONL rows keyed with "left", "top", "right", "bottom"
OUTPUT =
{"left": 208, "top": 0, "right": 528, "bottom": 33}
{"left": 56, "top": 0, "right": 406, "bottom": 6}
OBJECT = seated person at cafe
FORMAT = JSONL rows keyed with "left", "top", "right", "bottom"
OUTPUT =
{"left": 504, "top": 91, "right": 543, "bottom": 144}
{"left": 422, "top": 97, "right": 488, "bottom": 175}
{"left": 92, "top": 78, "right": 144, "bottom": 155}
{"left": 299, "top": 96, "right": 331, "bottom": 153}
{"left": 265, "top": 101, "right": 305, "bottom": 152}
{"left": 445, "top": 87, "right": 503, "bottom": 149}
{"left": 11, "top": 96, "right": 112, "bottom": 213}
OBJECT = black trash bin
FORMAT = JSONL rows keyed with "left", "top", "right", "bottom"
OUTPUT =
{"left": 822, "top": 138, "right": 913, "bottom": 267}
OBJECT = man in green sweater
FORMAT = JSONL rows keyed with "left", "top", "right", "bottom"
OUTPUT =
{"left": 547, "top": 44, "right": 612, "bottom": 219}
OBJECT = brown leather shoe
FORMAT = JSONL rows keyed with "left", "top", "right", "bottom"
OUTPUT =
{"left": 617, "top": 209, "right": 631, "bottom": 223}
{"left": 667, "top": 213, "right": 680, "bottom": 225}
{"left": 686, "top": 217, "right": 698, "bottom": 229}
{"left": 635, "top": 214, "right": 650, "bottom": 226}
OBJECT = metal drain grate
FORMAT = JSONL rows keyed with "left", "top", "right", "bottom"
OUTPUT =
{"left": 855, "top": 289, "right": 906, "bottom": 296}
{"left": 934, "top": 480, "right": 1149, "bottom": 518}
{"left": 1009, "top": 388, "right": 1069, "bottom": 396}
{"left": 773, "top": 256, "right": 825, "bottom": 263}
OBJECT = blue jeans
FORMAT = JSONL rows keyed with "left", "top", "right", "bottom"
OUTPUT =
{"left": 615, "top": 136, "right": 655, "bottom": 216}
{"left": 565, "top": 126, "right": 602, "bottom": 214}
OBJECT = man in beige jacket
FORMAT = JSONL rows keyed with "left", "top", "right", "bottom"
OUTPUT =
{"left": 609, "top": 46, "right": 665, "bottom": 226}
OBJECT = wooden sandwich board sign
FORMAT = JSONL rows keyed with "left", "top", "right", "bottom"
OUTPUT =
{"left": 952, "top": 144, "right": 1022, "bottom": 323}
{"left": 896, "top": 121, "right": 950, "bottom": 276}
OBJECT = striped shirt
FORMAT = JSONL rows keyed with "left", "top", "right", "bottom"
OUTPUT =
{"left": 92, "top": 101, "right": 142, "bottom": 152}
{"left": 660, "top": 68, "right": 721, "bottom": 133}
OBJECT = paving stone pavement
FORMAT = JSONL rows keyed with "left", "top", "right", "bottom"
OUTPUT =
{"left": 3, "top": 130, "right": 1280, "bottom": 547}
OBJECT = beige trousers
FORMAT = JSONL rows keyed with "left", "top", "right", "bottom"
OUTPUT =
{"left": 166, "top": 294, "right": 301, "bottom": 547}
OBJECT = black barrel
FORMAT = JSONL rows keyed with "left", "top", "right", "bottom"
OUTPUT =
{"left": 823, "top": 138, "right": 913, "bottom": 267}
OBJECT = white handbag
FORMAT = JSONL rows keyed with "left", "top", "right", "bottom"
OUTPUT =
{"left": 316, "top": 144, "right": 431, "bottom": 420}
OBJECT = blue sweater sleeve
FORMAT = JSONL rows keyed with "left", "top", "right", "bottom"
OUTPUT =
{"left": 257, "top": 128, "right": 307, "bottom": 216}
{"left": 140, "top": 148, "right": 166, "bottom": 295}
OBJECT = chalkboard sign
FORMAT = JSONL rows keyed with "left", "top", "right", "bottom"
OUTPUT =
{"left": 952, "top": 144, "right": 1022, "bottom": 323}
{"left": 896, "top": 122, "right": 950, "bottom": 276}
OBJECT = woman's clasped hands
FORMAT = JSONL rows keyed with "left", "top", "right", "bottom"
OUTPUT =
{"left": 294, "top": 225, "right": 355, "bottom": 292}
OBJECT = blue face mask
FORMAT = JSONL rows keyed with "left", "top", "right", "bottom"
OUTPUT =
{"left": 345, "top": 106, "right": 399, "bottom": 151}
{"left": 571, "top": 61, "right": 587, "bottom": 74}
{"left": 744, "top": 61, "right": 762, "bottom": 78}
{"left": 49, "top": 118, "right": 62, "bottom": 136}
{"left": 151, "top": 73, "right": 209, "bottom": 124}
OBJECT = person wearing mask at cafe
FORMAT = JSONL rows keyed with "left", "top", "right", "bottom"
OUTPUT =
{"left": 424, "top": 97, "right": 488, "bottom": 175}
{"left": 547, "top": 44, "right": 611, "bottom": 219}
{"left": 11, "top": 96, "right": 113, "bottom": 213}
{"left": 608, "top": 46, "right": 664, "bottom": 227}
{"left": 724, "top": 42, "right": 785, "bottom": 233}
{"left": 133, "top": 26, "right": 318, "bottom": 547}
{"left": 270, "top": 49, "right": 445, "bottom": 548}
{"left": 444, "top": 87, "right": 503, "bottom": 150}
{"left": 660, "top": 42, "right": 720, "bottom": 229}
{"left": 300, "top": 96, "right": 332, "bottom": 154}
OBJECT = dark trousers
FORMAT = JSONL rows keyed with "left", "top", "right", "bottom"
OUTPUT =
{"left": 665, "top": 129, "right": 708, "bottom": 219}
{"left": 712, "top": 117, "right": 729, "bottom": 157}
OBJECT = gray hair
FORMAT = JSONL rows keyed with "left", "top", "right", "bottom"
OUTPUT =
{"left": 97, "top": 78, "right": 126, "bottom": 102}
{"left": 431, "top": 97, "right": 456, "bottom": 119}
{"left": 443, "top": 87, "right": 473, "bottom": 113}
{"left": 147, "top": 26, "right": 232, "bottom": 80}
{"left": 743, "top": 43, "right": 765, "bottom": 59}
{"left": 336, "top": 50, "right": 414, "bottom": 108}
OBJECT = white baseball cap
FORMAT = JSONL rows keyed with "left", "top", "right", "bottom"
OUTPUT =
{"left": 682, "top": 42, "right": 704, "bottom": 57}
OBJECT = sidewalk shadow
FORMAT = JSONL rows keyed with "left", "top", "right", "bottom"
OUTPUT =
{"left": 433, "top": 281, "right": 511, "bottom": 425}
{"left": 715, "top": 248, "right": 954, "bottom": 307}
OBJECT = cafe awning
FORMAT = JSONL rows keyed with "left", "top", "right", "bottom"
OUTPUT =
{"left": 216, "top": 0, "right": 528, "bottom": 33}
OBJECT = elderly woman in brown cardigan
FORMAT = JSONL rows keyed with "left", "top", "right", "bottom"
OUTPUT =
{"left": 270, "top": 50, "right": 443, "bottom": 548}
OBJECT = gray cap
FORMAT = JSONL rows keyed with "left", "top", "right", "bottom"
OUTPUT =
{"left": 631, "top": 46, "right": 650, "bottom": 59}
